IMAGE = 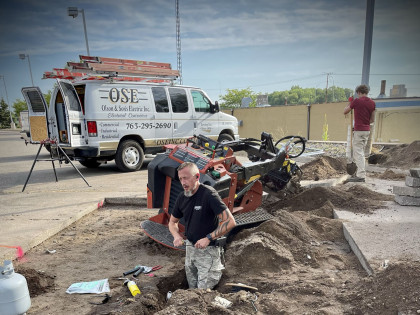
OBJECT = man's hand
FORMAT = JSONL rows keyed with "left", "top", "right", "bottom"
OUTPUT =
{"left": 169, "top": 215, "right": 184, "bottom": 247}
{"left": 173, "top": 236, "right": 184, "bottom": 247}
{"left": 194, "top": 237, "right": 211, "bottom": 249}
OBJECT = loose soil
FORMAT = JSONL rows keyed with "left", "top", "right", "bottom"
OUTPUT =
{"left": 368, "top": 141, "right": 420, "bottom": 169}
{"left": 300, "top": 156, "right": 348, "bottom": 180}
{"left": 13, "top": 155, "right": 420, "bottom": 315}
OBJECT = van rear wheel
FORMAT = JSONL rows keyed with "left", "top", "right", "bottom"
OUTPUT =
{"left": 115, "top": 140, "right": 144, "bottom": 172}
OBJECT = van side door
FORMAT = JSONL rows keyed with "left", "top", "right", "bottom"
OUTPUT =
{"left": 56, "top": 79, "right": 85, "bottom": 147}
{"left": 21, "top": 87, "right": 49, "bottom": 143}
{"left": 168, "top": 87, "right": 196, "bottom": 141}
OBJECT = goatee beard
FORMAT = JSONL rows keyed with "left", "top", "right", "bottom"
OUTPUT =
{"left": 184, "top": 190, "right": 193, "bottom": 197}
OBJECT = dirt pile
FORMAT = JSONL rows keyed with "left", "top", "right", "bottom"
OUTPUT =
{"left": 300, "top": 156, "right": 347, "bottom": 180}
{"left": 341, "top": 261, "right": 420, "bottom": 314}
{"left": 368, "top": 141, "right": 420, "bottom": 169}
{"left": 264, "top": 185, "right": 394, "bottom": 214}
{"left": 14, "top": 267, "right": 55, "bottom": 297}
{"left": 370, "top": 168, "right": 407, "bottom": 181}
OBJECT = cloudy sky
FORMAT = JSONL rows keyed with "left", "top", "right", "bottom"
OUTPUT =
{"left": 0, "top": 0, "right": 419, "bottom": 108}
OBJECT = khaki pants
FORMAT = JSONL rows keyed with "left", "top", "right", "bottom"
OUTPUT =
{"left": 353, "top": 131, "right": 370, "bottom": 178}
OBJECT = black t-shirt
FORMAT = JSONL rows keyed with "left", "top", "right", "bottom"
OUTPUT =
{"left": 172, "top": 184, "right": 227, "bottom": 244}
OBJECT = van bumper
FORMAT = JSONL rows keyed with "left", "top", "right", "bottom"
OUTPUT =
{"left": 63, "top": 147, "right": 117, "bottom": 158}
{"left": 60, "top": 147, "right": 99, "bottom": 157}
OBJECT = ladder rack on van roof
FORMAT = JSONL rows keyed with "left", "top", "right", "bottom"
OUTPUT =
{"left": 42, "top": 55, "right": 179, "bottom": 84}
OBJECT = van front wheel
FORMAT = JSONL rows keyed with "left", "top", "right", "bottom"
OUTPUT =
{"left": 115, "top": 140, "right": 144, "bottom": 172}
{"left": 217, "top": 133, "right": 234, "bottom": 143}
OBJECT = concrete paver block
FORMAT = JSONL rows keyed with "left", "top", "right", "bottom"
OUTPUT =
{"left": 393, "top": 185, "right": 420, "bottom": 198}
{"left": 406, "top": 176, "right": 420, "bottom": 187}
{"left": 409, "top": 168, "right": 420, "bottom": 178}
{"left": 394, "top": 194, "right": 420, "bottom": 206}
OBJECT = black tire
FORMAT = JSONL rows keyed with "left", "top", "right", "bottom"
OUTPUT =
{"left": 275, "top": 136, "right": 306, "bottom": 158}
{"left": 79, "top": 159, "right": 102, "bottom": 168}
{"left": 115, "top": 140, "right": 144, "bottom": 172}
{"left": 217, "top": 133, "right": 234, "bottom": 143}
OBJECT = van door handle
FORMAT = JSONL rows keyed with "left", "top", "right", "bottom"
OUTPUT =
{"left": 174, "top": 122, "right": 178, "bottom": 129}
{"left": 194, "top": 122, "right": 197, "bottom": 128}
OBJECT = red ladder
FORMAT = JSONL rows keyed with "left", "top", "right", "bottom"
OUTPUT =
{"left": 43, "top": 55, "right": 179, "bottom": 83}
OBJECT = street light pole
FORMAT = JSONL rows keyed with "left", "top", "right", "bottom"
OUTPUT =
{"left": 19, "top": 54, "right": 34, "bottom": 86}
{"left": 0, "top": 75, "right": 15, "bottom": 129}
{"left": 68, "top": 7, "right": 90, "bottom": 56}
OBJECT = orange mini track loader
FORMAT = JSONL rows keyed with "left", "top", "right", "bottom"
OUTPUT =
{"left": 141, "top": 132, "right": 305, "bottom": 249}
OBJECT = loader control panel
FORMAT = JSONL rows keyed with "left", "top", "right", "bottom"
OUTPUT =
{"left": 171, "top": 146, "right": 212, "bottom": 170}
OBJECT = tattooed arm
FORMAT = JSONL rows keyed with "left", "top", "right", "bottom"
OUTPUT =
{"left": 194, "top": 209, "right": 236, "bottom": 249}
{"left": 211, "top": 209, "right": 236, "bottom": 240}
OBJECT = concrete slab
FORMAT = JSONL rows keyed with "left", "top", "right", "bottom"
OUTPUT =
{"left": 410, "top": 168, "right": 420, "bottom": 178}
{"left": 394, "top": 195, "right": 420, "bottom": 206}
{"left": 406, "top": 176, "right": 420, "bottom": 187}
{"left": 334, "top": 201, "right": 420, "bottom": 275}
{"left": 300, "top": 174, "right": 349, "bottom": 188}
{"left": 393, "top": 185, "right": 420, "bottom": 197}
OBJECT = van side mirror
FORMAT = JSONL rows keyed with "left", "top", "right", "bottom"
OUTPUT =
{"left": 210, "top": 101, "right": 220, "bottom": 113}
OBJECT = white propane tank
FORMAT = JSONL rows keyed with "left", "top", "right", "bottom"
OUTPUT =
{"left": 0, "top": 260, "right": 31, "bottom": 315}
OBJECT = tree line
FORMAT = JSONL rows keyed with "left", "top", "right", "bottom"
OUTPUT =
{"left": 219, "top": 85, "right": 354, "bottom": 108}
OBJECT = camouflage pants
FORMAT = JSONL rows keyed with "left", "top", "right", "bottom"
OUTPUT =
{"left": 185, "top": 240, "right": 224, "bottom": 289}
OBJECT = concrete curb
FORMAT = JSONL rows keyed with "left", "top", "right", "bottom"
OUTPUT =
{"left": 341, "top": 221, "right": 374, "bottom": 276}
{"left": 104, "top": 196, "right": 148, "bottom": 206}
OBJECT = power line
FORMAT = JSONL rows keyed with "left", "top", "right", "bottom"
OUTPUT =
{"left": 334, "top": 73, "right": 420, "bottom": 76}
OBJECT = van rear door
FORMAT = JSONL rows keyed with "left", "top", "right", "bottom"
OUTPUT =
{"left": 21, "top": 87, "right": 49, "bottom": 143}
{"left": 56, "top": 79, "right": 85, "bottom": 147}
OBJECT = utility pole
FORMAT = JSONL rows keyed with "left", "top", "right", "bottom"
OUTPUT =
{"left": 324, "top": 72, "right": 332, "bottom": 103}
{"left": 175, "top": 0, "right": 182, "bottom": 84}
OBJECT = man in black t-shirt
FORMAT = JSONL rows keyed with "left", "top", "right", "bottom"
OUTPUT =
{"left": 169, "top": 162, "right": 236, "bottom": 289}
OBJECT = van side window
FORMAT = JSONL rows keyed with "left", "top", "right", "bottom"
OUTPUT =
{"left": 191, "top": 90, "right": 211, "bottom": 112}
{"left": 169, "top": 88, "right": 188, "bottom": 113}
{"left": 152, "top": 87, "right": 169, "bottom": 112}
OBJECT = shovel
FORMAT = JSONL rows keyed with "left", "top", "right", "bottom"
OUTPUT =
{"left": 346, "top": 110, "right": 357, "bottom": 175}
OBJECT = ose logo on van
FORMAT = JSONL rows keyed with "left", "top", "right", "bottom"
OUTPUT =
{"left": 109, "top": 88, "right": 140, "bottom": 104}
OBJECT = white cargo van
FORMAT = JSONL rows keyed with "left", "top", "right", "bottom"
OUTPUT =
{"left": 22, "top": 78, "right": 239, "bottom": 172}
